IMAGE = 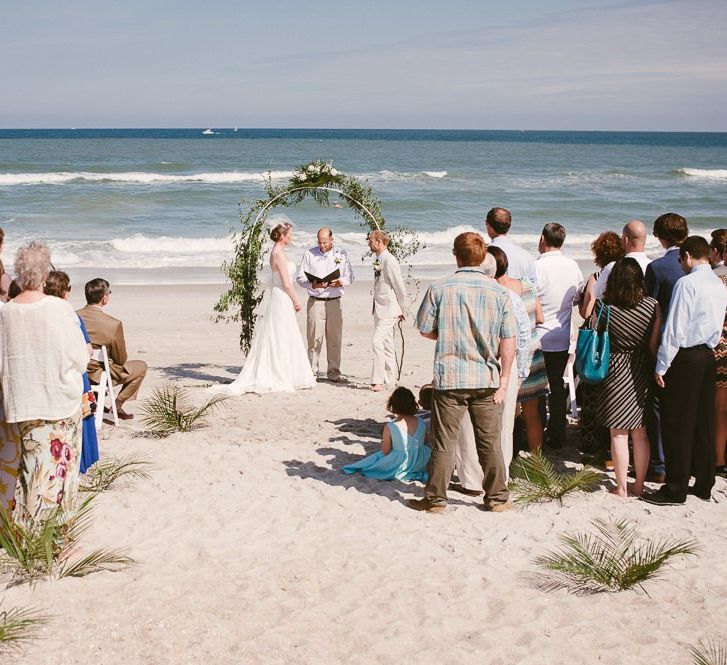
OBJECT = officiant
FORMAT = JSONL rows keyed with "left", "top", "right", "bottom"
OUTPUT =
{"left": 296, "top": 227, "right": 354, "bottom": 382}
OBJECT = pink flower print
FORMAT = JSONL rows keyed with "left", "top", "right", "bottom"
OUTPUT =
{"left": 50, "top": 438, "right": 63, "bottom": 460}
{"left": 63, "top": 444, "right": 72, "bottom": 462}
{"left": 56, "top": 463, "right": 67, "bottom": 479}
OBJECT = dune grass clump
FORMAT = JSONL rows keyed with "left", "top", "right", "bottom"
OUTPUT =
{"left": 534, "top": 518, "right": 698, "bottom": 594}
{"left": 80, "top": 453, "right": 152, "bottom": 493}
{"left": 509, "top": 451, "right": 601, "bottom": 505}
{"left": 139, "top": 382, "right": 229, "bottom": 437}
{"left": 0, "top": 604, "right": 49, "bottom": 652}
{"left": 692, "top": 639, "right": 727, "bottom": 665}
{"left": 0, "top": 498, "right": 134, "bottom": 586}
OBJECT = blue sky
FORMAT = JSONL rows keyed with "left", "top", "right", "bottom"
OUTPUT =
{"left": 1, "top": 0, "right": 725, "bottom": 130}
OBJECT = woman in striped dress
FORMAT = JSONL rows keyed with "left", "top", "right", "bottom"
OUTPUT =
{"left": 595, "top": 258, "right": 661, "bottom": 498}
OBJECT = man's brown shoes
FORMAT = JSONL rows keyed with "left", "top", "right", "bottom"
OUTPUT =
{"left": 407, "top": 498, "right": 446, "bottom": 514}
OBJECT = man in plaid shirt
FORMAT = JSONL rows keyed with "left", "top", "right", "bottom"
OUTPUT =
{"left": 410, "top": 232, "right": 516, "bottom": 513}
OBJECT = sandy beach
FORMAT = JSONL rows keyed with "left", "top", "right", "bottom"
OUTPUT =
{"left": 5, "top": 280, "right": 727, "bottom": 665}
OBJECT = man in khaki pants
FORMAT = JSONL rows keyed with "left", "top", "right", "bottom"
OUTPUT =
{"left": 296, "top": 227, "right": 354, "bottom": 381}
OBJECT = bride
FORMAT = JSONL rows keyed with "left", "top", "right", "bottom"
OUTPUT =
{"left": 214, "top": 216, "right": 315, "bottom": 395}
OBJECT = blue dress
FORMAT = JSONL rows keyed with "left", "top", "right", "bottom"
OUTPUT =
{"left": 342, "top": 417, "right": 430, "bottom": 481}
{"left": 78, "top": 317, "right": 100, "bottom": 474}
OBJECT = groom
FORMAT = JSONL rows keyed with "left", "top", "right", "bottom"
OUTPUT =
{"left": 296, "top": 227, "right": 354, "bottom": 381}
{"left": 368, "top": 230, "right": 407, "bottom": 391}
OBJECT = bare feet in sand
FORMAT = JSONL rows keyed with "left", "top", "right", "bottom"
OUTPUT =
{"left": 371, "top": 384, "right": 385, "bottom": 392}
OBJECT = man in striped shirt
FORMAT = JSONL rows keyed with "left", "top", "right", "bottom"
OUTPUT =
{"left": 410, "top": 232, "right": 516, "bottom": 513}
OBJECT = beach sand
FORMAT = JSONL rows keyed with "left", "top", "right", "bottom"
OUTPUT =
{"left": 5, "top": 281, "right": 726, "bottom": 665}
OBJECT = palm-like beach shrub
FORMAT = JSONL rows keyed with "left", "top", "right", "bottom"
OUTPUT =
{"left": 139, "top": 382, "right": 228, "bottom": 437}
{"left": 509, "top": 451, "right": 601, "bottom": 505}
{"left": 534, "top": 518, "right": 698, "bottom": 594}
{"left": 692, "top": 639, "right": 727, "bottom": 665}
{"left": 80, "top": 453, "right": 151, "bottom": 493}
{"left": 0, "top": 604, "right": 49, "bottom": 652}
{"left": 0, "top": 497, "right": 134, "bottom": 585}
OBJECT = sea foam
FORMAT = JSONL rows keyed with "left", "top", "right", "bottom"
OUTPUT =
{"left": 678, "top": 168, "right": 727, "bottom": 180}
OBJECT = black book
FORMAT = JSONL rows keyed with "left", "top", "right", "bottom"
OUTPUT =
{"left": 304, "top": 268, "right": 341, "bottom": 284}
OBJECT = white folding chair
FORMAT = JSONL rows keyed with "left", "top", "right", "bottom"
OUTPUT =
{"left": 563, "top": 353, "right": 579, "bottom": 421}
{"left": 90, "top": 345, "right": 119, "bottom": 429}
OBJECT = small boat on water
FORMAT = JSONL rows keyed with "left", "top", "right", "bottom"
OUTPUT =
{"left": 202, "top": 128, "right": 215, "bottom": 135}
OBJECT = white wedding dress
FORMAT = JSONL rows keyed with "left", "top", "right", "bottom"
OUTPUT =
{"left": 216, "top": 261, "right": 315, "bottom": 395}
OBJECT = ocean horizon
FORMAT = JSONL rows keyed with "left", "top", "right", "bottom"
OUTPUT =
{"left": 1, "top": 128, "right": 725, "bottom": 285}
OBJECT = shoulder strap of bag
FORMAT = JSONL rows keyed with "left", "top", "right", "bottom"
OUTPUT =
{"left": 595, "top": 301, "right": 610, "bottom": 330}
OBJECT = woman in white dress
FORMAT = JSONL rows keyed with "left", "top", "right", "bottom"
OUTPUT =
{"left": 217, "top": 220, "right": 315, "bottom": 395}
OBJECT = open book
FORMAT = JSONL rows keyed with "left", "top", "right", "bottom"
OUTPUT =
{"left": 304, "top": 268, "right": 341, "bottom": 284}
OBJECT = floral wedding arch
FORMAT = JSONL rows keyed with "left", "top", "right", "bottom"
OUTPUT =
{"left": 214, "top": 160, "right": 422, "bottom": 357}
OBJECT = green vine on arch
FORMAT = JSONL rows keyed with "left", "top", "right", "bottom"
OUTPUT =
{"left": 214, "top": 160, "right": 423, "bottom": 354}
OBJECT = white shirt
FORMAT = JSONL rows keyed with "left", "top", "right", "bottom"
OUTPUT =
{"left": 594, "top": 251, "right": 652, "bottom": 299}
{"left": 656, "top": 263, "right": 727, "bottom": 375}
{"left": 295, "top": 246, "right": 354, "bottom": 298}
{"left": 490, "top": 235, "right": 537, "bottom": 284}
{"left": 0, "top": 296, "right": 88, "bottom": 422}
{"left": 535, "top": 250, "right": 584, "bottom": 352}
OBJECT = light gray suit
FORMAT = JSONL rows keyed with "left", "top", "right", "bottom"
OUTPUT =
{"left": 372, "top": 250, "right": 407, "bottom": 384}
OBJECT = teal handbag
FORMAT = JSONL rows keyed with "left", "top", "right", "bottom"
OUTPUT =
{"left": 575, "top": 302, "right": 611, "bottom": 385}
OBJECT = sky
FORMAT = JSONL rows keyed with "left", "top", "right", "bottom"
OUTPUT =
{"left": 1, "top": 0, "right": 726, "bottom": 130}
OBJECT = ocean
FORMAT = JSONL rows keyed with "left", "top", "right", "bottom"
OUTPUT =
{"left": 1, "top": 128, "right": 726, "bottom": 285}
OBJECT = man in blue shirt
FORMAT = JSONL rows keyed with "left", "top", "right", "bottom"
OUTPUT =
{"left": 643, "top": 212, "right": 689, "bottom": 483}
{"left": 642, "top": 236, "right": 727, "bottom": 505}
{"left": 411, "top": 232, "right": 516, "bottom": 514}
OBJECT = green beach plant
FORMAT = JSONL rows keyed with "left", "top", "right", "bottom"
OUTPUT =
{"left": 139, "top": 382, "right": 229, "bottom": 437}
{"left": 214, "top": 161, "right": 423, "bottom": 355}
{"left": 509, "top": 451, "right": 601, "bottom": 505}
{"left": 691, "top": 639, "right": 727, "bottom": 665}
{"left": 534, "top": 518, "right": 698, "bottom": 594}
{"left": 79, "top": 453, "right": 152, "bottom": 493}
{"left": 0, "top": 604, "right": 49, "bottom": 652}
{"left": 0, "top": 497, "right": 135, "bottom": 585}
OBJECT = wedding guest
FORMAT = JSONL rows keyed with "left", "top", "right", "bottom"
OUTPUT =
{"left": 78, "top": 278, "right": 148, "bottom": 420}
{"left": 0, "top": 294, "right": 21, "bottom": 515}
{"left": 535, "top": 223, "right": 584, "bottom": 449}
{"left": 296, "top": 227, "right": 354, "bottom": 382}
{"left": 489, "top": 246, "right": 548, "bottom": 454}
{"left": 368, "top": 230, "right": 407, "bottom": 391}
{"left": 593, "top": 220, "right": 651, "bottom": 299}
{"left": 578, "top": 231, "right": 625, "bottom": 459}
{"left": 0, "top": 227, "right": 11, "bottom": 301}
{"left": 710, "top": 229, "right": 727, "bottom": 276}
{"left": 643, "top": 213, "right": 689, "bottom": 483}
{"left": 485, "top": 207, "right": 537, "bottom": 283}
{"left": 0, "top": 241, "right": 88, "bottom": 522}
{"left": 44, "top": 271, "right": 99, "bottom": 474}
{"left": 709, "top": 230, "right": 727, "bottom": 477}
{"left": 595, "top": 258, "right": 661, "bottom": 498}
{"left": 342, "top": 387, "right": 430, "bottom": 480}
{"left": 644, "top": 236, "right": 727, "bottom": 505}
{"left": 410, "top": 232, "right": 515, "bottom": 513}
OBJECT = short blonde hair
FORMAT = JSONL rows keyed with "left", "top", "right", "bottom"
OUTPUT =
{"left": 14, "top": 240, "right": 51, "bottom": 291}
{"left": 369, "top": 230, "right": 389, "bottom": 245}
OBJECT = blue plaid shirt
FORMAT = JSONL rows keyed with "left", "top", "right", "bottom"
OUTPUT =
{"left": 416, "top": 268, "right": 516, "bottom": 390}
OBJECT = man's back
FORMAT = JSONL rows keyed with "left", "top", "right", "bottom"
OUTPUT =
{"left": 491, "top": 235, "right": 537, "bottom": 283}
{"left": 644, "top": 249, "right": 682, "bottom": 318}
{"left": 535, "top": 251, "right": 583, "bottom": 352}
{"left": 416, "top": 268, "right": 514, "bottom": 390}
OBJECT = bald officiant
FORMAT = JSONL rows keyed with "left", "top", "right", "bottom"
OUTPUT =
{"left": 296, "top": 227, "right": 354, "bottom": 382}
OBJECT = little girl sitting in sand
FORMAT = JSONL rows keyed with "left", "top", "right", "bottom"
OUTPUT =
{"left": 342, "top": 387, "right": 430, "bottom": 481}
